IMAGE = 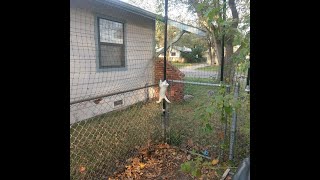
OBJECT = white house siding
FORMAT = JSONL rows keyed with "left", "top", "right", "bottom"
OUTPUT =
{"left": 169, "top": 49, "right": 181, "bottom": 61}
{"left": 70, "top": 4, "right": 155, "bottom": 124}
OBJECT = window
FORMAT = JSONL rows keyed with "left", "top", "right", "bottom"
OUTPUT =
{"left": 171, "top": 52, "right": 176, "bottom": 57}
{"left": 98, "top": 17, "right": 125, "bottom": 68}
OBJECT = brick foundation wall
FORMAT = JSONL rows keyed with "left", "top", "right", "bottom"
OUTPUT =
{"left": 154, "top": 58, "right": 185, "bottom": 102}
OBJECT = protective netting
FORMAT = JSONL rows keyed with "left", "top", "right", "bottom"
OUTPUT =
{"left": 70, "top": 0, "right": 249, "bottom": 179}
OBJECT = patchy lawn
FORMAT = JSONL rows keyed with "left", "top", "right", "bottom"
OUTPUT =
{"left": 196, "top": 65, "right": 219, "bottom": 72}
{"left": 183, "top": 77, "right": 218, "bottom": 83}
{"left": 168, "top": 81, "right": 222, "bottom": 149}
{"left": 171, "top": 62, "right": 199, "bottom": 69}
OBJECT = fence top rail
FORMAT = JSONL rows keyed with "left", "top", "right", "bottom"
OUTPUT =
{"left": 168, "top": 80, "right": 230, "bottom": 87}
{"left": 70, "top": 83, "right": 158, "bottom": 105}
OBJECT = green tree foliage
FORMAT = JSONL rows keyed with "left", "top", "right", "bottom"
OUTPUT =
{"left": 185, "top": 0, "right": 250, "bottom": 84}
{"left": 174, "top": 33, "right": 207, "bottom": 50}
{"left": 181, "top": 46, "right": 206, "bottom": 63}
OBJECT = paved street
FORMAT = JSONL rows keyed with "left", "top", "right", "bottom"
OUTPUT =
{"left": 178, "top": 63, "right": 218, "bottom": 79}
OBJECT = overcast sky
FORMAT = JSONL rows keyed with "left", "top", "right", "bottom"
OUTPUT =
{"left": 120, "top": 0, "right": 198, "bottom": 26}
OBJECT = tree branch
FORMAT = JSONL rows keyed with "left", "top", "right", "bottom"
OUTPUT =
{"left": 228, "top": 32, "right": 249, "bottom": 60}
{"left": 155, "top": 30, "right": 188, "bottom": 57}
{"left": 228, "top": 0, "right": 239, "bottom": 28}
{"left": 210, "top": 22, "right": 222, "bottom": 63}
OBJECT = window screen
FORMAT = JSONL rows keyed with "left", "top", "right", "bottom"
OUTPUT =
{"left": 98, "top": 18, "right": 125, "bottom": 68}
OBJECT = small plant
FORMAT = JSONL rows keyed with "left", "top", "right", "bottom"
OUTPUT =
{"left": 180, "top": 161, "right": 192, "bottom": 173}
{"left": 180, "top": 156, "right": 203, "bottom": 178}
{"left": 195, "top": 85, "right": 241, "bottom": 134}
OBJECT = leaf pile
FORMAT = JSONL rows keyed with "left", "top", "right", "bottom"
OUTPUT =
{"left": 109, "top": 143, "right": 194, "bottom": 179}
{"left": 109, "top": 143, "right": 231, "bottom": 180}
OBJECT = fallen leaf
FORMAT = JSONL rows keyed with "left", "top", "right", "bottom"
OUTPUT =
{"left": 139, "top": 163, "right": 146, "bottom": 169}
{"left": 158, "top": 143, "right": 170, "bottom": 149}
{"left": 187, "top": 154, "right": 191, "bottom": 160}
{"left": 219, "top": 132, "right": 224, "bottom": 139}
{"left": 79, "top": 166, "right": 86, "bottom": 173}
{"left": 132, "top": 157, "right": 140, "bottom": 165}
{"left": 187, "top": 139, "right": 194, "bottom": 147}
{"left": 211, "top": 159, "right": 219, "bottom": 166}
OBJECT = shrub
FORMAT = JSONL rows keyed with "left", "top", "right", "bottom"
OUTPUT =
{"left": 181, "top": 46, "right": 206, "bottom": 63}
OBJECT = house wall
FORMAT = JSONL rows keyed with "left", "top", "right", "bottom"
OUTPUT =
{"left": 70, "top": 4, "right": 156, "bottom": 124}
{"left": 158, "top": 49, "right": 181, "bottom": 58}
{"left": 169, "top": 49, "right": 183, "bottom": 62}
{"left": 170, "top": 49, "right": 181, "bottom": 58}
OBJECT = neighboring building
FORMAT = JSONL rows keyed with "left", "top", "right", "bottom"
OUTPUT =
{"left": 157, "top": 46, "right": 192, "bottom": 63}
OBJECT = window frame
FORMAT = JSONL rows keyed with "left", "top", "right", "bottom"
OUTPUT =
{"left": 170, "top": 51, "right": 177, "bottom": 57}
{"left": 97, "top": 17, "right": 125, "bottom": 68}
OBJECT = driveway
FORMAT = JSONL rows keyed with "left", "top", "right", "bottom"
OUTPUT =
{"left": 178, "top": 63, "right": 218, "bottom": 79}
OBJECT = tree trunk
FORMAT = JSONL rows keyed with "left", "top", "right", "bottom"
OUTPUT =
{"left": 224, "top": 0, "right": 239, "bottom": 85}
{"left": 212, "top": 48, "right": 217, "bottom": 65}
{"left": 207, "top": 40, "right": 214, "bottom": 65}
{"left": 214, "top": 40, "right": 222, "bottom": 80}
{"left": 224, "top": 41, "right": 234, "bottom": 84}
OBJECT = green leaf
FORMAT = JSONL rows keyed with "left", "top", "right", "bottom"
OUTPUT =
{"left": 206, "top": 106, "right": 214, "bottom": 115}
{"left": 215, "top": 95, "right": 224, "bottom": 104}
{"left": 195, "top": 156, "right": 203, "bottom": 162}
{"left": 196, "top": 3, "right": 204, "bottom": 12}
{"left": 205, "top": 123, "right": 213, "bottom": 132}
{"left": 205, "top": 9, "right": 215, "bottom": 20}
{"left": 181, "top": 161, "right": 192, "bottom": 173}
{"left": 224, "top": 106, "right": 232, "bottom": 115}
{"left": 191, "top": 168, "right": 201, "bottom": 177}
{"left": 202, "top": 161, "right": 212, "bottom": 167}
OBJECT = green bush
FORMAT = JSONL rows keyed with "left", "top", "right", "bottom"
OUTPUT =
{"left": 181, "top": 46, "right": 206, "bottom": 63}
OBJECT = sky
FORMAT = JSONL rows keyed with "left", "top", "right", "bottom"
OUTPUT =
{"left": 120, "top": 0, "right": 249, "bottom": 34}
{"left": 120, "top": 0, "right": 199, "bottom": 26}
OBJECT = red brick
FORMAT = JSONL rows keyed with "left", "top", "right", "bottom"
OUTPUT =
{"left": 155, "top": 58, "right": 185, "bottom": 102}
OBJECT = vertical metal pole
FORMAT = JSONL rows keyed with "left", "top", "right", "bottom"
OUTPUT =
{"left": 229, "top": 82, "right": 240, "bottom": 160}
{"left": 224, "top": 86, "right": 230, "bottom": 139}
{"left": 245, "top": 66, "right": 250, "bottom": 93}
{"left": 220, "top": 0, "right": 226, "bottom": 83}
{"left": 145, "top": 83, "right": 149, "bottom": 102}
{"left": 220, "top": 85, "right": 230, "bottom": 161}
{"left": 246, "top": 67, "right": 250, "bottom": 87}
{"left": 219, "top": 0, "right": 227, "bottom": 161}
{"left": 163, "top": 0, "right": 169, "bottom": 143}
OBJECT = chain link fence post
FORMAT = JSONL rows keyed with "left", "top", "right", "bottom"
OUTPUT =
{"left": 229, "top": 82, "right": 240, "bottom": 160}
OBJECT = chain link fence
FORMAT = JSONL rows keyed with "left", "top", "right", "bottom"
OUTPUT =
{"left": 166, "top": 79, "right": 249, "bottom": 163}
{"left": 70, "top": 0, "right": 249, "bottom": 179}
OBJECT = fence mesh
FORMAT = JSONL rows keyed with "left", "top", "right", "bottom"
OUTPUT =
{"left": 70, "top": 0, "right": 249, "bottom": 179}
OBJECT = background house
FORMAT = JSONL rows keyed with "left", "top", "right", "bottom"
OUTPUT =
{"left": 157, "top": 45, "right": 192, "bottom": 63}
